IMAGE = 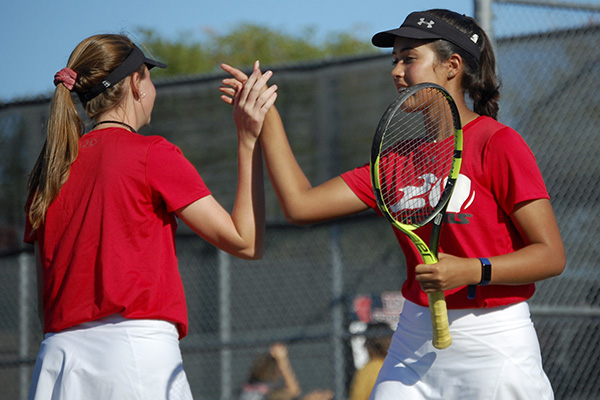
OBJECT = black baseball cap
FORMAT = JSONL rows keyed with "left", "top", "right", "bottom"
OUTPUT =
{"left": 83, "top": 44, "right": 167, "bottom": 101}
{"left": 372, "top": 12, "right": 481, "bottom": 63}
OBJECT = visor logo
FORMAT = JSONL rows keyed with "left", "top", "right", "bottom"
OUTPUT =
{"left": 418, "top": 18, "right": 435, "bottom": 29}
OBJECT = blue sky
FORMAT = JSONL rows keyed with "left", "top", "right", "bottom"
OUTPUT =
{"left": 0, "top": 0, "right": 473, "bottom": 102}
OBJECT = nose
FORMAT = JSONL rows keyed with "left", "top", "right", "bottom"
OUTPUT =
{"left": 392, "top": 62, "right": 404, "bottom": 79}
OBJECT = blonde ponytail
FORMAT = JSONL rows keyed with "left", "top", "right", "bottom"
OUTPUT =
{"left": 27, "top": 81, "right": 84, "bottom": 229}
{"left": 26, "top": 34, "right": 142, "bottom": 229}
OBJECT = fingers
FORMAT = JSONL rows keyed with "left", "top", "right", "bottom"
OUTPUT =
{"left": 259, "top": 85, "right": 278, "bottom": 113}
{"left": 228, "top": 63, "right": 278, "bottom": 137}
{"left": 219, "top": 78, "right": 243, "bottom": 105}
{"left": 220, "top": 61, "right": 278, "bottom": 136}
{"left": 236, "top": 67, "right": 263, "bottom": 106}
{"left": 219, "top": 63, "right": 251, "bottom": 105}
{"left": 238, "top": 68, "right": 275, "bottom": 112}
{"left": 220, "top": 63, "right": 249, "bottom": 82}
{"left": 415, "top": 263, "right": 442, "bottom": 292}
{"left": 219, "top": 61, "right": 271, "bottom": 107}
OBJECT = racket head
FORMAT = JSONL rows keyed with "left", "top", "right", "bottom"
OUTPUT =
{"left": 370, "top": 82, "right": 463, "bottom": 234}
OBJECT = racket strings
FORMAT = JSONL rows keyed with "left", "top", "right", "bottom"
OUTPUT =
{"left": 378, "top": 89, "right": 456, "bottom": 226}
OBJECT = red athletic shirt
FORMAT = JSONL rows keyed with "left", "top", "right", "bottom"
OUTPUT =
{"left": 341, "top": 116, "right": 549, "bottom": 309}
{"left": 24, "top": 127, "right": 211, "bottom": 338}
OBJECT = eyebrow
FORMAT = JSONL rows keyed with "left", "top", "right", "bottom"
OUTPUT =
{"left": 393, "top": 46, "right": 416, "bottom": 55}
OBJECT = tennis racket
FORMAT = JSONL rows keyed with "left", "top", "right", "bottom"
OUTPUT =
{"left": 370, "top": 82, "right": 462, "bottom": 349}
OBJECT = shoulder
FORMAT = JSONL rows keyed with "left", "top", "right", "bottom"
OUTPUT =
{"left": 465, "top": 116, "right": 519, "bottom": 142}
{"left": 465, "top": 116, "right": 532, "bottom": 157}
{"left": 131, "top": 133, "right": 176, "bottom": 149}
{"left": 124, "top": 134, "right": 186, "bottom": 161}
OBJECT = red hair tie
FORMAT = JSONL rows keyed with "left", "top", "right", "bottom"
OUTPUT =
{"left": 53, "top": 68, "right": 78, "bottom": 91}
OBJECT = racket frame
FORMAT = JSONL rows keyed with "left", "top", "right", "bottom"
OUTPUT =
{"left": 370, "top": 82, "right": 463, "bottom": 349}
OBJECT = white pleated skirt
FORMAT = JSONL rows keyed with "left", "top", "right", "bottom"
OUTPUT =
{"left": 370, "top": 300, "right": 553, "bottom": 400}
{"left": 28, "top": 315, "right": 193, "bottom": 400}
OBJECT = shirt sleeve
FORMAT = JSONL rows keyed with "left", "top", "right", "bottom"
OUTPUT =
{"left": 146, "top": 138, "right": 211, "bottom": 212}
{"left": 485, "top": 127, "right": 549, "bottom": 215}
{"left": 340, "top": 163, "right": 381, "bottom": 213}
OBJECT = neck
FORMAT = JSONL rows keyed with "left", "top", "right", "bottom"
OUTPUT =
{"left": 93, "top": 120, "right": 137, "bottom": 133}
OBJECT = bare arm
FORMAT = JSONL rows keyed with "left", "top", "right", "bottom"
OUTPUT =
{"left": 176, "top": 63, "right": 277, "bottom": 259}
{"left": 270, "top": 343, "right": 301, "bottom": 398}
{"left": 220, "top": 63, "right": 368, "bottom": 225}
{"left": 416, "top": 198, "right": 566, "bottom": 291}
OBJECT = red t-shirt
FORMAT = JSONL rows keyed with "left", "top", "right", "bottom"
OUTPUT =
{"left": 25, "top": 127, "right": 211, "bottom": 338}
{"left": 341, "top": 116, "right": 549, "bottom": 309}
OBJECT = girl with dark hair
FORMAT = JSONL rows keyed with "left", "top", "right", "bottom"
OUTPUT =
{"left": 220, "top": 8, "right": 564, "bottom": 399}
{"left": 348, "top": 322, "right": 393, "bottom": 400}
{"left": 239, "top": 343, "right": 301, "bottom": 400}
{"left": 25, "top": 34, "right": 276, "bottom": 399}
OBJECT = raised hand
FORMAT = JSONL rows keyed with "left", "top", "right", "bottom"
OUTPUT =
{"left": 230, "top": 61, "right": 278, "bottom": 140}
{"left": 219, "top": 63, "right": 250, "bottom": 106}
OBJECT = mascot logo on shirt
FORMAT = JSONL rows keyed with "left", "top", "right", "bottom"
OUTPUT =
{"left": 445, "top": 173, "right": 473, "bottom": 224}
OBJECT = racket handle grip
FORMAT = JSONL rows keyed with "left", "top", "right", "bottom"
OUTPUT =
{"left": 428, "top": 291, "right": 452, "bottom": 349}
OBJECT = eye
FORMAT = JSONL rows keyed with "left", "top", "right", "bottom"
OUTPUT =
{"left": 392, "top": 56, "right": 415, "bottom": 66}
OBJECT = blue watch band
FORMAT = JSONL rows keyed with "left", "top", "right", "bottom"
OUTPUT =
{"left": 479, "top": 257, "right": 492, "bottom": 285}
{"left": 467, "top": 258, "right": 492, "bottom": 299}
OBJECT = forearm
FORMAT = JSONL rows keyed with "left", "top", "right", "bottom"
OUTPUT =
{"left": 260, "top": 106, "right": 313, "bottom": 221}
{"left": 477, "top": 242, "right": 565, "bottom": 286}
{"left": 230, "top": 137, "right": 265, "bottom": 259}
{"left": 277, "top": 357, "right": 301, "bottom": 398}
{"left": 421, "top": 199, "right": 566, "bottom": 291}
{"left": 219, "top": 63, "right": 367, "bottom": 224}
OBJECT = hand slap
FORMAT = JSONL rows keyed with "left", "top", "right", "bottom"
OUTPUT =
{"left": 231, "top": 61, "right": 278, "bottom": 139}
{"left": 219, "top": 62, "right": 251, "bottom": 105}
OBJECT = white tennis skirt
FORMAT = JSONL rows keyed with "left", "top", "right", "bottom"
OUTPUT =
{"left": 28, "top": 315, "right": 193, "bottom": 400}
{"left": 370, "top": 300, "right": 553, "bottom": 400}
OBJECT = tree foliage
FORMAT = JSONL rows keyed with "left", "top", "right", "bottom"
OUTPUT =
{"left": 135, "top": 24, "right": 378, "bottom": 78}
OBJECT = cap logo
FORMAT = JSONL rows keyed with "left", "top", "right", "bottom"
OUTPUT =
{"left": 470, "top": 34, "right": 479, "bottom": 43}
{"left": 417, "top": 18, "right": 435, "bottom": 29}
{"left": 101, "top": 80, "right": 111, "bottom": 88}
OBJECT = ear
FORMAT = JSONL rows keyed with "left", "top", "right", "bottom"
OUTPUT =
{"left": 445, "top": 54, "right": 463, "bottom": 80}
{"left": 130, "top": 71, "right": 143, "bottom": 100}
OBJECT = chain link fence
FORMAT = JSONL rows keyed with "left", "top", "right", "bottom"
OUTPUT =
{"left": 0, "top": 1, "right": 599, "bottom": 399}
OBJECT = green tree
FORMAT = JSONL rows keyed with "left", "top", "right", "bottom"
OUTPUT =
{"left": 135, "top": 24, "right": 378, "bottom": 78}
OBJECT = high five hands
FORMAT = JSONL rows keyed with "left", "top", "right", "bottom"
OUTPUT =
{"left": 220, "top": 61, "right": 275, "bottom": 139}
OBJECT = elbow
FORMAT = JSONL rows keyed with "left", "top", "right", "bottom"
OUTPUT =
{"left": 245, "top": 250, "right": 264, "bottom": 261}
{"left": 284, "top": 214, "right": 312, "bottom": 226}
{"left": 553, "top": 248, "right": 567, "bottom": 277}
{"left": 289, "top": 387, "right": 302, "bottom": 398}
{"left": 237, "top": 245, "right": 264, "bottom": 260}
{"left": 282, "top": 207, "right": 316, "bottom": 226}
{"left": 545, "top": 244, "right": 566, "bottom": 278}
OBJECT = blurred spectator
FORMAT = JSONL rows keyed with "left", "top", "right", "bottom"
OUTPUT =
{"left": 239, "top": 343, "right": 301, "bottom": 400}
{"left": 348, "top": 322, "right": 394, "bottom": 400}
{"left": 268, "top": 387, "right": 334, "bottom": 400}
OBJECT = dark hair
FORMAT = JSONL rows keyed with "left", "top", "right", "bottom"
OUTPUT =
{"left": 248, "top": 353, "right": 280, "bottom": 383}
{"left": 364, "top": 322, "right": 393, "bottom": 358}
{"left": 426, "top": 9, "right": 501, "bottom": 119}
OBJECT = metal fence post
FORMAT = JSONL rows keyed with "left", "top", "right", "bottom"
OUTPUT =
{"left": 19, "top": 251, "right": 33, "bottom": 400}
{"left": 330, "top": 224, "right": 345, "bottom": 399}
{"left": 219, "top": 250, "right": 232, "bottom": 400}
{"left": 475, "top": 0, "right": 494, "bottom": 42}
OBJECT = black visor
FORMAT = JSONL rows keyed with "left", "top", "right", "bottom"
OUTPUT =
{"left": 83, "top": 45, "right": 167, "bottom": 101}
{"left": 372, "top": 12, "right": 481, "bottom": 63}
